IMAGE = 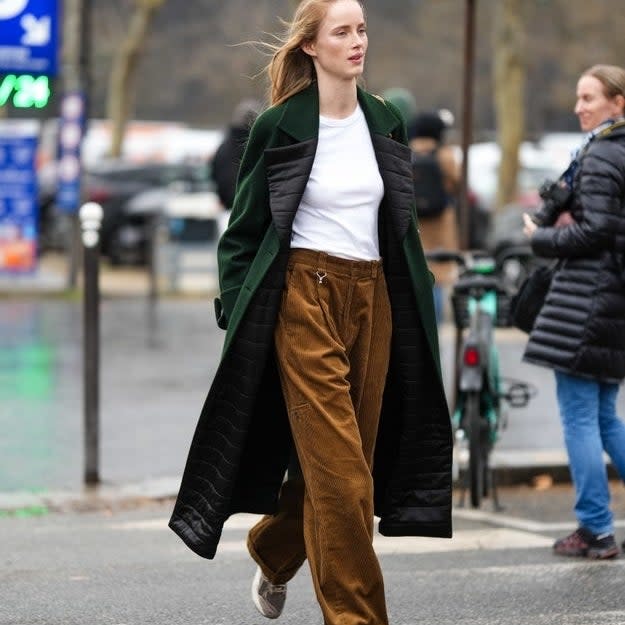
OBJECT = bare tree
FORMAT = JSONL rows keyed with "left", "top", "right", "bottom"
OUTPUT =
{"left": 492, "top": 0, "right": 526, "bottom": 211}
{"left": 106, "top": 0, "right": 166, "bottom": 157}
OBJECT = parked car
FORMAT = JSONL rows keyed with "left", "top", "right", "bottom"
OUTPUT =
{"left": 466, "top": 136, "right": 581, "bottom": 254}
{"left": 118, "top": 170, "right": 221, "bottom": 265}
{"left": 36, "top": 162, "right": 68, "bottom": 253}
{"left": 82, "top": 160, "right": 212, "bottom": 265}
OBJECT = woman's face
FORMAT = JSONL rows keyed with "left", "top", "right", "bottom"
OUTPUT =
{"left": 575, "top": 75, "right": 625, "bottom": 132}
{"left": 302, "top": 0, "right": 367, "bottom": 83}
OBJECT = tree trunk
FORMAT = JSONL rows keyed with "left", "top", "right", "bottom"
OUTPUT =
{"left": 493, "top": 0, "right": 526, "bottom": 212}
{"left": 62, "top": 0, "right": 82, "bottom": 91}
{"left": 106, "top": 0, "right": 165, "bottom": 158}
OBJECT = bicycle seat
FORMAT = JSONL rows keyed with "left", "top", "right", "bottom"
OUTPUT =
{"left": 453, "top": 274, "right": 502, "bottom": 295}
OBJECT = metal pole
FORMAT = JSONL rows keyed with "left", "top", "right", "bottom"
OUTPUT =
{"left": 149, "top": 213, "right": 159, "bottom": 304}
{"left": 80, "top": 201, "right": 102, "bottom": 486}
{"left": 453, "top": 0, "right": 477, "bottom": 413}
{"left": 459, "top": 0, "right": 476, "bottom": 252}
{"left": 146, "top": 213, "right": 160, "bottom": 349}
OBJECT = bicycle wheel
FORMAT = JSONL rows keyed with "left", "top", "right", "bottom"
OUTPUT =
{"left": 465, "top": 391, "right": 486, "bottom": 508}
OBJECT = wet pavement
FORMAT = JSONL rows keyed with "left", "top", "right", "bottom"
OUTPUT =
{"left": 0, "top": 296, "right": 221, "bottom": 493}
{"left": 1, "top": 292, "right": 624, "bottom": 498}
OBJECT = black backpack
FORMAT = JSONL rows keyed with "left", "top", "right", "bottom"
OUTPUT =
{"left": 411, "top": 148, "right": 447, "bottom": 218}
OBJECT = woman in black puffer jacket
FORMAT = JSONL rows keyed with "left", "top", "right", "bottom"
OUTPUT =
{"left": 523, "top": 64, "right": 625, "bottom": 560}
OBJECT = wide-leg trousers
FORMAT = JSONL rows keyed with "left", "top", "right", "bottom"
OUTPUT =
{"left": 247, "top": 248, "right": 393, "bottom": 625}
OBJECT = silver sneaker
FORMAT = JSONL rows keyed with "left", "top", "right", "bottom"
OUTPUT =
{"left": 251, "top": 566, "right": 287, "bottom": 619}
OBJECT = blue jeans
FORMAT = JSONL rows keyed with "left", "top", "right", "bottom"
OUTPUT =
{"left": 555, "top": 371, "right": 625, "bottom": 535}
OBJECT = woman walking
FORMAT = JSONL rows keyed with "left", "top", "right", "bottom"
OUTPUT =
{"left": 169, "top": 1, "right": 452, "bottom": 622}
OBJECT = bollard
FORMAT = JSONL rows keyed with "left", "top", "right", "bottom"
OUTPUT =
{"left": 148, "top": 212, "right": 160, "bottom": 304}
{"left": 79, "top": 201, "right": 103, "bottom": 486}
{"left": 146, "top": 212, "right": 162, "bottom": 349}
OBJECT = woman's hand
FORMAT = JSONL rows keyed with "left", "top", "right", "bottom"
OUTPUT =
{"left": 523, "top": 213, "right": 537, "bottom": 238}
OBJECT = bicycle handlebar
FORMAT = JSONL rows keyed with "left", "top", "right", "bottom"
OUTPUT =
{"left": 494, "top": 244, "right": 534, "bottom": 265}
{"left": 425, "top": 245, "right": 534, "bottom": 272}
{"left": 424, "top": 249, "right": 467, "bottom": 266}
{"left": 452, "top": 274, "right": 503, "bottom": 295}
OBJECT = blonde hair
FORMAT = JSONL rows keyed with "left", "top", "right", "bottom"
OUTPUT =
{"left": 582, "top": 64, "right": 625, "bottom": 110}
{"left": 266, "top": 0, "right": 365, "bottom": 106}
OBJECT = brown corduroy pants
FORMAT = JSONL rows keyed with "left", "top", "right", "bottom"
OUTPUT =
{"left": 247, "top": 248, "right": 392, "bottom": 625}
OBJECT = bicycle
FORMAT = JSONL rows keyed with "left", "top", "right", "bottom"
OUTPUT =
{"left": 426, "top": 247, "right": 537, "bottom": 509}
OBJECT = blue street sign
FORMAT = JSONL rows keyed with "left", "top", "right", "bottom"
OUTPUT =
{"left": 0, "top": 0, "right": 60, "bottom": 76}
{"left": 56, "top": 91, "right": 86, "bottom": 213}
{"left": 0, "top": 120, "right": 39, "bottom": 273}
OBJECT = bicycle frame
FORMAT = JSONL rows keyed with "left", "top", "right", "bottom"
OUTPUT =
{"left": 451, "top": 281, "right": 504, "bottom": 509}
{"left": 424, "top": 247, "right": 536, "bottom": 510}
{"left": 456, "top": 291, "right": 500, "bottom": 445}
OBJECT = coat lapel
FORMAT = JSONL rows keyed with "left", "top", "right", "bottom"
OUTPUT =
{"left": 276, "top": 82, "right": 403, "bottom": 141}
{"left": 357, "top": 87, "right": 403, "bottom": 139}
{"left": 276, "top": 83, "right": 320, "bottom": 141}
{"left": 265, "top": 83, "right": 414, "bottom": 245}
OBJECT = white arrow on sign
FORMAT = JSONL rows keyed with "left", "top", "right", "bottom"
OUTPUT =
{"left": 0, "top": 0, "right": 29, "bottom": 20}
{"left": 21, "top": 14, "right": 50, "bottom": 45}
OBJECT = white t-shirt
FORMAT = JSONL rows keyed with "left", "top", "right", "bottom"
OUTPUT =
{"left": 290, "top": 104, "right": 384, "bottom": 261}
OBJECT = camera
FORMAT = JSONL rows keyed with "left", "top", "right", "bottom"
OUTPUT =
{"left": 531, "top": 179, "right": 573, "bottom": 226}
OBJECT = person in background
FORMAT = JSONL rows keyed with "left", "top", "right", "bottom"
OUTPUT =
{"left": 212, "top": 98, "right": 262, "bottom": 210}
{"left": 169, "top": 1, "right": 452, "bottom": 623}
{"left": 522, "top": 63, "right": 625, "bottom": 559}
{"left": 408, "top": 109, "right": 460, "bottom": 324}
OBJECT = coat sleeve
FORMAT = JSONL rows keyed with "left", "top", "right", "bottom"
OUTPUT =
{"left": 531, "top": 141, "right": 625, "bottom": 258}
{"left": 215, "top": 112, "right": 275, "bottom": 329}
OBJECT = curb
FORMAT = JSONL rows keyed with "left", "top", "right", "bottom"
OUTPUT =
{"left": 488, "top": 449, "right": 570, "bottom": 486}
{"left": 4, "top": 451, "right": 618, "bottom": 514}
{"left": 0, "top": 477, "right": 180, "bottom": 515}
{"left": 457, "top": 448, "right": 619, "bottom": 488}
{"left": 4, "top": 456, "right": 620, "bottom": 515}
{"left": 0, "top": 466, "right": 578, "bottom": 515}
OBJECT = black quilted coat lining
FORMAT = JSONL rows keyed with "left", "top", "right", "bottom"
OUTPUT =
{"left": 169, "top": 133, "right": 452, "bottom": 560}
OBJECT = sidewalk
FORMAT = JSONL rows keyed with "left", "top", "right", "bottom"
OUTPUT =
{"left": 0, "top": 251, "right": 214, "bottom": 297}
{"left": 1, "top": 252, "right": 620, "bottom": 515}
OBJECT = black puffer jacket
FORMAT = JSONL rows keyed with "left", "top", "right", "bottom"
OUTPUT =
{"left": 523, "top": 124, "right": 625, "bottom": 383}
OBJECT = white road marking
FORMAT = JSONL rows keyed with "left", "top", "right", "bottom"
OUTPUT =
{"left": 500, "top": 613, "right": 625, "bottom": 625}
{"left": 113, "top": 510, "right": 625, "bottom": 534}
{"left": 113, "top": 515, "right": 557, "bottom": 554}
{"left": 454, "top": 507, "right": 625, "bottom": 532}
{"left": 214, "top": 529, "right": 553, "bottom": 555}
{"left": 373, "top": 528, "right": 553, "bottom": 553}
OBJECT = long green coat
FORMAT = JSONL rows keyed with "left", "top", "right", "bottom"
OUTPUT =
{"left": 169, "top": 84, "right": 453, "bottom": 559}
